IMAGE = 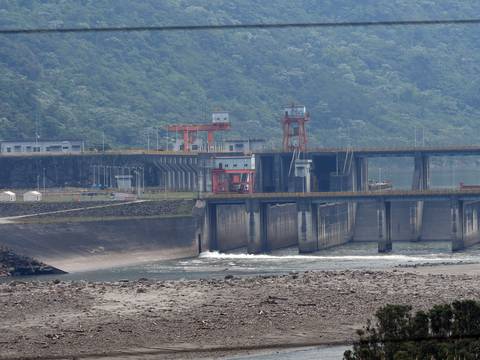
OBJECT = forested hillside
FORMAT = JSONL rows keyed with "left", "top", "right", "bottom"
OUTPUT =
{"left": 1, "top": 1, "right": 480, "bottom": 148}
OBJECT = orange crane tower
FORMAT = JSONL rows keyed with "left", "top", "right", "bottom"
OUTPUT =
{"left": 282, "top": 104, "right": 309, "bottom": 152}
{"left": 167, "top": 111, "right": 231, "bottom": 152}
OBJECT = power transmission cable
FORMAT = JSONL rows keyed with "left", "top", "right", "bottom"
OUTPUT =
{"left": 1, "top": 18, "right": 480, "bottom": 35}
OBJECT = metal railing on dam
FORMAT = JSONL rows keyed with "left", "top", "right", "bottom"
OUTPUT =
{"left": 0, "top": 149, "right": 195, "bottom": 157}
{"left": 2, "top": 144, "right": 480, "bottom": 158}
{"left": 204, "top": 189, "right": 480, "bottom": 203}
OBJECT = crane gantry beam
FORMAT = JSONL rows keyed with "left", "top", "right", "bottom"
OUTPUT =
{"left": 167, "top": 122, "right": 230, "bottom": 152}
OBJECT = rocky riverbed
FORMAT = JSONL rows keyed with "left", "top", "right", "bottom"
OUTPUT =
{"left": 1, "top": 269, "right": 480, "bottom": 359}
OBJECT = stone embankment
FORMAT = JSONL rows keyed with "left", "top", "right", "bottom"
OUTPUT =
{"left": 1, "top": 269, "right": 480, "bottom": 359}
{"left": 5, "top": 200, "right": 194, "bottom": 222}
{"left": 0, "top": 201, "right": 113, "bottom": 217}
{"left": 0, "top": 247, "right": 66, "bottom": 277}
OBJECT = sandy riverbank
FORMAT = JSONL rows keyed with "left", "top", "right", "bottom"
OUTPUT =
{"left": 1, "top": 268, "right": 480, "bottom": 359}
{"left": 44, "top": 248, "right": 198, "bottom": 273}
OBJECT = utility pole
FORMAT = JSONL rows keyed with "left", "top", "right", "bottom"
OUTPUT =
{"left": 156, "top": 127, "right": 159, "bottom": 151}
{"left": 102, "top": 132, "right": 105, "bottom": 153}
{"left": 166, "top": 129, "right": 169, "bottom": 151}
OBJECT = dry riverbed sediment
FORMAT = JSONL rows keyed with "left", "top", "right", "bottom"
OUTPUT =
{"left": 1, "top": 269, "right": 480, "bottom": 359}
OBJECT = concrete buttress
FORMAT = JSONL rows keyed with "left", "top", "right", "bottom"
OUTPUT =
{"left": 297, "top": 200, "right": 318, "bottom": 253}
{"left": 246, "top": 200, "right": 267, "bottom": 254}
{"left": 377, "top": 200, "right": 392, "bottom": 253}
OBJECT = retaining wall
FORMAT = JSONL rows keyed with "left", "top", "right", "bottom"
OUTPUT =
{"left": 0, "top": 216, "right": 198, "bottom": 272}
{"left": 267, "top": 203, "right": 298, "bottom": 250}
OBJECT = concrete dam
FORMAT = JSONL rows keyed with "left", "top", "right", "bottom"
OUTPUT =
{"left": 3, "top": 146, "right": 480, "bottom": 267}
{"left": 199, "top": 190, "right": 480, "bottom": 254}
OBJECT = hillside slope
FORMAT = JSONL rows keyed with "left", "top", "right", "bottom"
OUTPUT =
{"left": 1, "top": 1, "right": 480, "bottom": 147}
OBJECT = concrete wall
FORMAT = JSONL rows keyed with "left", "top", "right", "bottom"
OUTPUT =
{"left": 317, "top": 202, "right": 352, "bottom": 249}
{"left": 354, "top": 202, "right": 418, "bottom": 242}
{"left": 0, "top": 153, "right": 198, "bottom": 190}
{"left": 0, "top": 216, "right": 198, "bottom": 271}
{"left": 390, "top": 202, "right": 416, "bottom": 241}
{"left": 267, "top": 203, "right": 297, "bottom": 249}
{"left": 463, "top": 202, "right": 480, "bottom": 248}
{"left": 216, "top": 204, "right": 248, "bottom": 251}
{"left": 421, "top": 201, "right": 452, "bottom": 241}
{"left": 353, "top": 202, "right": 378, "bottom": 242}
{"left": 354, "top": 200, "right": 457, "bottom": 243}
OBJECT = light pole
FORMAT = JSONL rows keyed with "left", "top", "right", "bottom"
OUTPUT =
{"left": 414, "top": 126, "right": 417, "bottom": 147}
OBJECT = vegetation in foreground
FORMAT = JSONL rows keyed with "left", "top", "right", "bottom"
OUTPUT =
{"left": 344, "top": 300, "right": 480, "bottom": 360}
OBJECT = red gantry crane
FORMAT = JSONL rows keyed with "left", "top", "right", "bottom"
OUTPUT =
{"left": 167, "top": 111, "right": 231, "bottom": 152}
{"left": 282, "top": 104, "right": 309, "bottom": 152}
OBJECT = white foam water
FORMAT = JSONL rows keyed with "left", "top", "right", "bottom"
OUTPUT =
{"left": 199, "top": 250, "right": 467, "bottom": 263}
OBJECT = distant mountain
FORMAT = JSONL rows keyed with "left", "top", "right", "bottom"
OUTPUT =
{"left": 1, "top": 1, "right": 480, "bottom": 148}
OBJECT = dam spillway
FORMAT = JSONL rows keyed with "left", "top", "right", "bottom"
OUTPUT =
{"left": 198, "top": 190, "right": 480, "bottom": 254}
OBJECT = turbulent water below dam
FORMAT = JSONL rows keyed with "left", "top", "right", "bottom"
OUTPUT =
{"left": 12, "top": 240, "right": 480, "bottom": 283}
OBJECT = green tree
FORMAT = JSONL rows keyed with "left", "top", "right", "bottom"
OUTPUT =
{"left": 345, "top": 300, "right": 480, "bottom": 359}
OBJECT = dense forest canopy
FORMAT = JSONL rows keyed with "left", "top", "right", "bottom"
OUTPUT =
{"left": 1, "top": 1, "right": 480, "bottom": 148}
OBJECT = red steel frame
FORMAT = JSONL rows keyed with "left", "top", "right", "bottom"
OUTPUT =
{"left": 212, "top": 168, "right": 255, "bottom": 194}
{"left": 282, "top": 110, "right": 309, "bottom": 152}
{"left": 167, "top": 123, "right": 230, "bottom": 152}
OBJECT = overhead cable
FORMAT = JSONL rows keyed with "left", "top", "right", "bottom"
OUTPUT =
{"left": 1, "top": 18, "right": 480, "bottom": 35}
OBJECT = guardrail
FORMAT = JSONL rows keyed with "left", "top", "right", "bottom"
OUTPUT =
{"left": 2, "top": 144, "right": 480, "bottom": 157}
{"left": 205, "top": 188, "right": 480, "bottom": 201}
{"left": 255, "top": 145, "right": 480, "bottom": 155}
{"left": 0, "top": 150, "right": 196, "bottom": 157}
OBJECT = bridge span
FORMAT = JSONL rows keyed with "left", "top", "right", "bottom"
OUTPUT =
{"left": 255, "top": 145, "right": 480, "bottom": 193}
{"left": 196, "top": 189, "right": 480, "bottom": 255}
{"left": 259, "top": 145, "right": 480, "bottom": 157}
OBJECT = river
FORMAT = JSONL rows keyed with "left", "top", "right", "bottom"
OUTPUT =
{"left": 7, "top": 165, "right": 480, "bottom": 359}
{"left": 21, "top": 240, "right": 476, "bottom": 283}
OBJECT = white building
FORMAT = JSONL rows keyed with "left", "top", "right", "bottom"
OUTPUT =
{"left": 23, "top": 191, "right": 42, "bottom": 202}
{"left": 114, "top": 175, "right": 133, "bottom": 191}
{"left": 0, "top": 140, "right": 84, "bottom": 154}
{"left": 0, "top": 191, "right": 16, "bottom": 202}
{"left": 222, "top": 139, "right": 266, "bottom": 153}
